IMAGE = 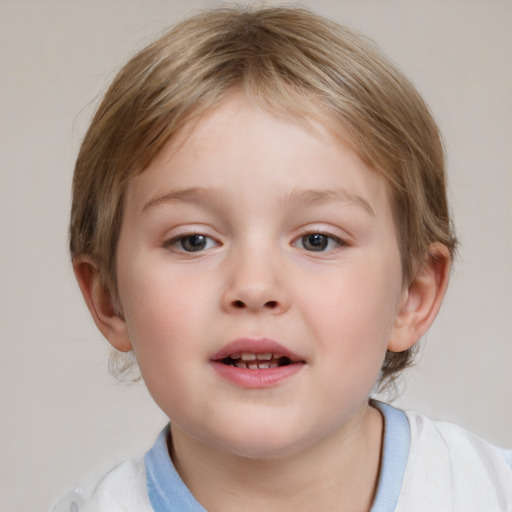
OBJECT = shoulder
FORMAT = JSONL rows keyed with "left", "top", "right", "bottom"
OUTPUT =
{"left": 398, "top": 409, "right": 512, "bottom": 511}
{"left": 49, "top": 457, "right": 153, "bottom": 512}
{"left": 405, "top": 409, "right": 512, "bottom": 473}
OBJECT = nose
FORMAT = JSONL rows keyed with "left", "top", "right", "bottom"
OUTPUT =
{"left": 221, "top": 245, "right": 290, "bottom": 315}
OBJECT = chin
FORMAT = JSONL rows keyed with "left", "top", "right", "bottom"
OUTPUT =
{"left": 206, "top": 421, "right": 319, "bottom": 460}
{"left": 221, "top": 438, "right": 305, "bottom": 460}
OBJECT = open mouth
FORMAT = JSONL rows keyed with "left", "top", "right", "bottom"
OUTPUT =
{"left": 219, "top": 352, "right": 294, "bottom": 369}
{"left": 211, "top": 340, "right": 305, "bottom": 387}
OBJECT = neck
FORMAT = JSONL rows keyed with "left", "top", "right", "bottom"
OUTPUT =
{"left": 169, "top": 403, "right": 383, "bottom": 512}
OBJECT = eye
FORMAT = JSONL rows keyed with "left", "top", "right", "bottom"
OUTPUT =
{"left": 295, "top": 232, "right": 344, "bottom": 252}
{"left": 165, "top": 234, "right": 218, "bottom": 253}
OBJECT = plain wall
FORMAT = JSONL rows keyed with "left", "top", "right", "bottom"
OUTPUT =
{"left": 1, "top": 1, "right": 511, "bottom": 510}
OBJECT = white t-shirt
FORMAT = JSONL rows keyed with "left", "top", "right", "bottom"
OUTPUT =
{"left": 49, "top": 402, "right": 512, "bottom": 512}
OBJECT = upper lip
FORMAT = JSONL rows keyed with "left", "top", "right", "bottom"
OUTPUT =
{"left": 210, "top": 338, "right": 305, "bottom": 363}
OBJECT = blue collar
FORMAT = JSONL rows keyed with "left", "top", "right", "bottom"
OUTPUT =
{"left": 145, "top": 401, "right": 409, "bottom": 511}
{"left": 369, "top": 401, "right": 410, "bottom": 511}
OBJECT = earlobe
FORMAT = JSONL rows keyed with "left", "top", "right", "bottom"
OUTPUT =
{"left": 388, "top": 243, "right": 451, "bottom": 353}
{"left": 73, "top": 258, "right": 133, "bottom": 352}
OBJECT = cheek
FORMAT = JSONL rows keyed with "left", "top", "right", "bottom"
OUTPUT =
{"left": 301, "top": 259, "right": 400, "bottom": 366}
{"left": 118, "top": 272, "right": 213, "bottom": 416}
{"left": 118, "top": 264, "right": 202, "bottom": 357}
{"left": 300, "top": 273, "right": 395, "bottom": 414}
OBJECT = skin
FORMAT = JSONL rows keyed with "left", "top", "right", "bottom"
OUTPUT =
{"left": 75, "top": 92, "right": 450, "bottom": 512}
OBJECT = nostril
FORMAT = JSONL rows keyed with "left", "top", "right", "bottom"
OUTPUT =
{"left": 228, "top": 299, "right": 280, "bottom": 310}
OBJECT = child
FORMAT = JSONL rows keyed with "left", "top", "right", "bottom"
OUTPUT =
{"left": 52, "top": 5, "right": 512, "bottom": 511}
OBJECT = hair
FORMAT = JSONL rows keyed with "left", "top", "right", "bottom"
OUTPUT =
{"left": 70, "top": 5, "right": 457, "bottom": 387}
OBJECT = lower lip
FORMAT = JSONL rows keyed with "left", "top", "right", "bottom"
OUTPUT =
{"left": 211, "top": 361, "right": 304, "bottom": 388}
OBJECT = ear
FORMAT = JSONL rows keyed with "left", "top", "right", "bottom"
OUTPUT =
{"left": 73, "top": 258, "right": 133, "bottom": 352}
{"left": 388, "top": 243, "right": 451, "bottom": 353}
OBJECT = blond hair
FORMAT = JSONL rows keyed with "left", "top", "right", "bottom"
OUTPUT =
{"left": 70, "top": 5, "right": 457, "bottom": 385}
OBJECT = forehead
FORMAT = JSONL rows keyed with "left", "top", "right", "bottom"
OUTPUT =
{"left": 124, "top": 93, "right": 392, "bottom": 220}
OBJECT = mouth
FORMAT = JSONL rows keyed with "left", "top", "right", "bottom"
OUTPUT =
{"left": 210, "top": 338, "right": 305, "bottom": 388}
{"left": 218, "top": 352, "right": 295, "bottom": 370}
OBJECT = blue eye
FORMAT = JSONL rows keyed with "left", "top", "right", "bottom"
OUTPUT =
{"left": 167, "top": 234, "right": 217, "bottom": 252}
{"left": 297, "top": 233, "right": 343, "bottom": 252}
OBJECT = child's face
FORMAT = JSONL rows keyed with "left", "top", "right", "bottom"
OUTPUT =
{"left": 114, "top": 93, "right": 407, "bottom": 458}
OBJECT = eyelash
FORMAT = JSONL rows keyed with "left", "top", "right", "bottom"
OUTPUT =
{"left": 163, "top": 230, "right": 346, "bottom": 254}
{"left": 293, "top": 231, "right": 346, "bottom": 253}
{"left": 163, "top": 233, "right": 219, "bottom": 253}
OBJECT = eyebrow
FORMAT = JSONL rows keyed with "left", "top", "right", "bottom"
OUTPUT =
{"left": 284, "top": 189, "right": 375, "bottom": 217}
{"left": 141, "top": 187, "right": 223, "bottom": 213}
{"left": 142, "top": 186, "right": 374, "bottom": 217}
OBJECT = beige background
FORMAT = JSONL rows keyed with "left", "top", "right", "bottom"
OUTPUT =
{"left": 1, "top": 1, "right": 511, "bottom": 510}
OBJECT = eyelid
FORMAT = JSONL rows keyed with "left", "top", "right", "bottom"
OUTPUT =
{"left": 292, "top": 227, "right": 349, "bottom": 253}
{"left": 295, "top": 224, "right": 350, "bottom": 244}
{"left": 162, "top": 228, "right": 221, "bottom": 254}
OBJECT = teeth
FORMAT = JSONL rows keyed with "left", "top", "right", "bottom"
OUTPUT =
{"left": 225, "top": 352, "right": 288, "bottom": 369}
{"left": 256, "top": 353, "right": 273, "bottom": 360}
{"left": 236, "top": 352, "right": 275, "bottom": 361}
{"left": 233, "top": 361, "right": 280, "bottom": 369}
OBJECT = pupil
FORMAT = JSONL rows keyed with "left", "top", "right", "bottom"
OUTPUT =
{"left": 182, "top": 235, "right": 206, "bottom": 252}
{"left": 304, "top": 233, "right": 327, "bottom": 251}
